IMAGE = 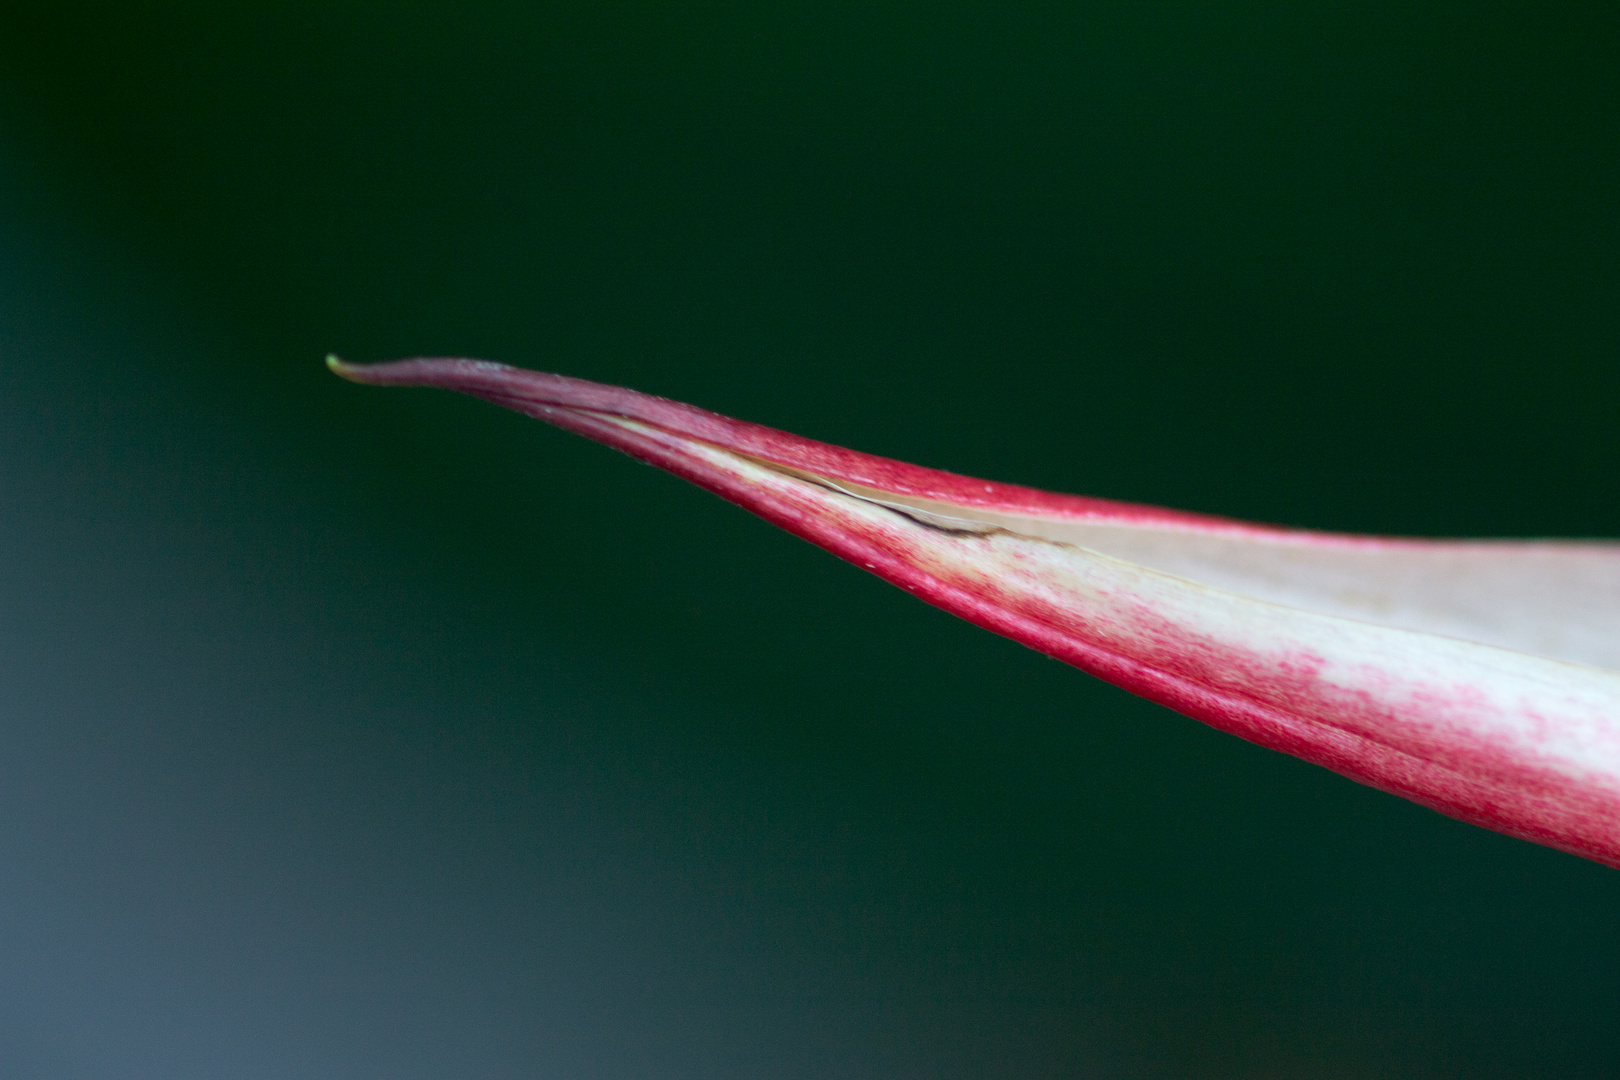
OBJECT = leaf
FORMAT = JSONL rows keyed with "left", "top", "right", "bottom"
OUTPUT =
{"left": 329, "top": 355, "right": 1620, "bottom": 867}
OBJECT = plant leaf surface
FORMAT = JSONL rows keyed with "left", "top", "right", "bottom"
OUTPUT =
{"left": 330, "top": 356, "right": 1620, "bottom": 867}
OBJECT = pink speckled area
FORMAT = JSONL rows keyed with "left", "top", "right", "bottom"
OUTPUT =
{"left": 331, "top": 357, "right": 1620, "bottom": 867}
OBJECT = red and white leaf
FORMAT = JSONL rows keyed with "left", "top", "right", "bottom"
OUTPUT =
{"left": 330, "top": 356, "right": 1620, "bottom": 867}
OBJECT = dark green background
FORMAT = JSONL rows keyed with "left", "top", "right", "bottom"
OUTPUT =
{"left": 2, "top": 5, "right": 1618, "bottom": 1077}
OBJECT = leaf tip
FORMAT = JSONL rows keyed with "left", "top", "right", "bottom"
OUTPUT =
{"left": 326, "top": 354, "right": 364, "bottom": 382}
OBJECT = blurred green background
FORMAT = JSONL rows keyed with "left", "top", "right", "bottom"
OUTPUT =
{"left": 2, "top": 4, "right": 1618, "bottom": 1077}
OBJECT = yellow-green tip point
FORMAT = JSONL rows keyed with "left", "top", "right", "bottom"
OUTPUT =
{"left": 326, "top": 354, "right": 361, "bottom": 381}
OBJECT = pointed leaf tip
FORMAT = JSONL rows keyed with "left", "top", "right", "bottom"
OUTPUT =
{"left": 326, "top": 355, "right": 379, "bottom": 383}
{"left": 339, "top": 357, "right": 1620, "bottom": 868}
